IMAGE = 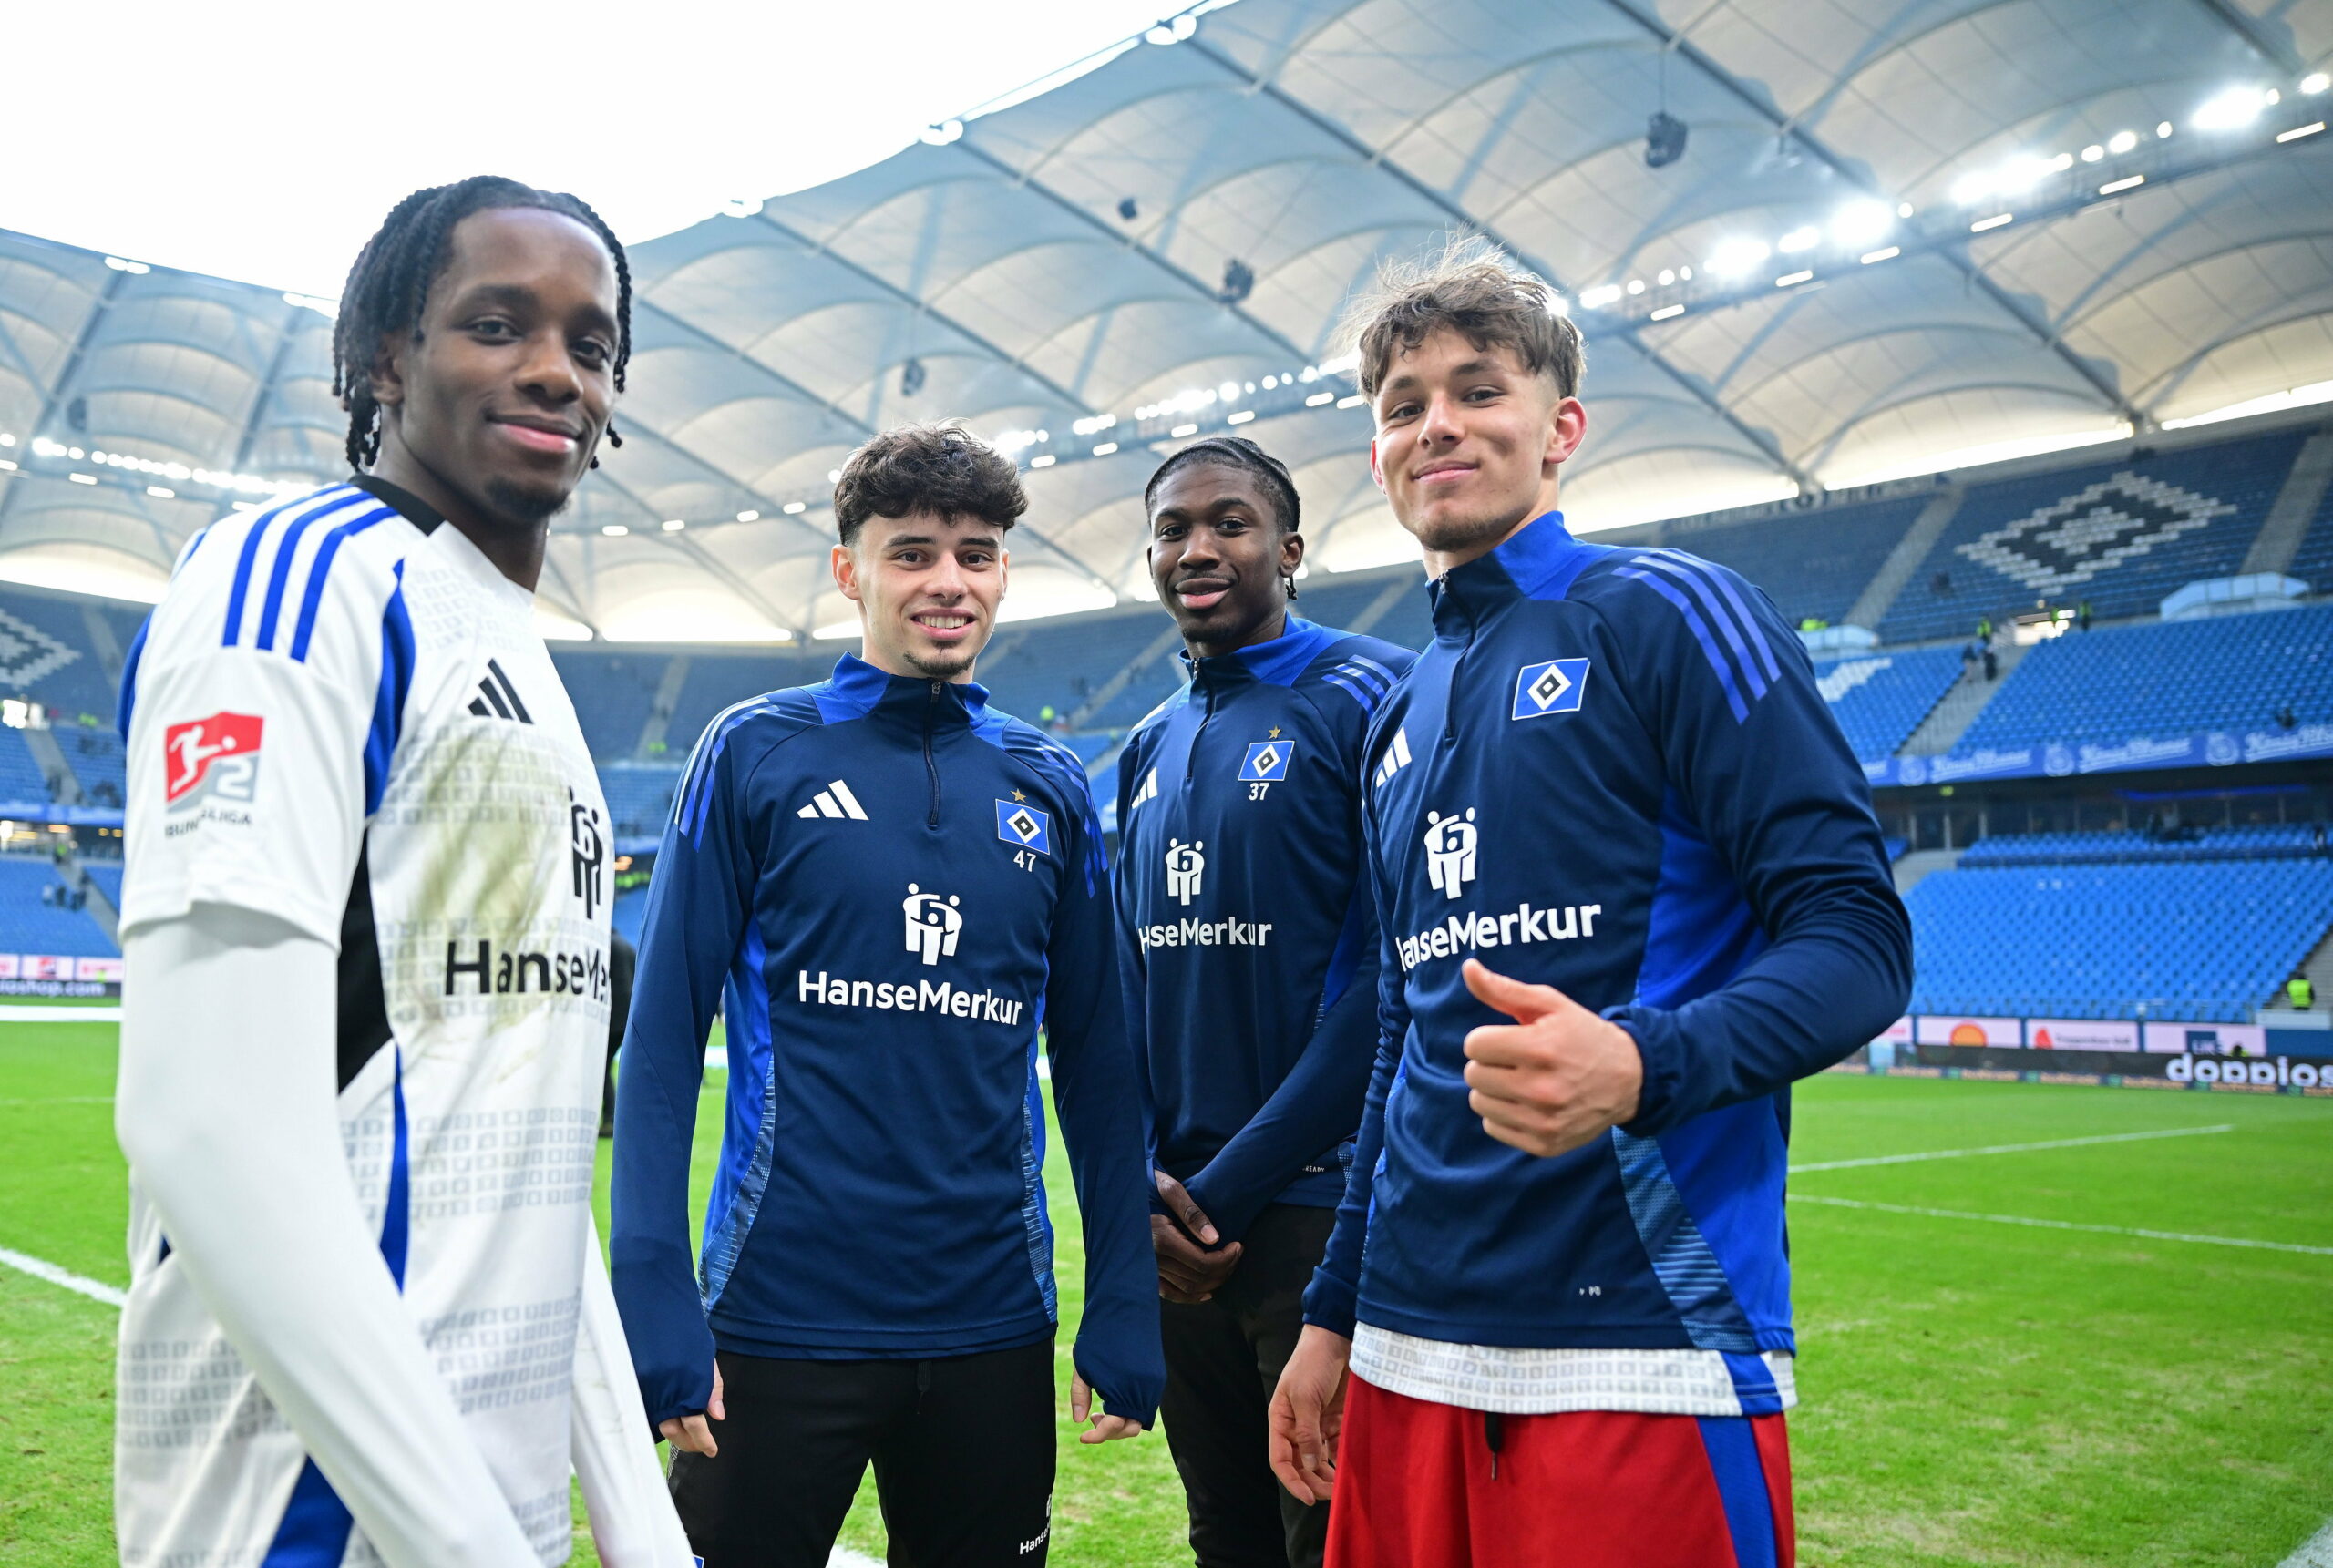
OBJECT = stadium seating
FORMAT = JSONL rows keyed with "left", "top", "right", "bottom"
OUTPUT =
{"left": 1878, "top": 428, "right": 2306, "bottom": 645}
{"left": 55, "top": 724, "right": 126, "bottom": 805}
{"left": 2288, "top": 472, "right": 2333, "bottom": 596}
{"left": 0, "top": 586, "right": 143, "bottom": 726}
{"left": 548, "top": 650, "right": 676, "bottom": 761}
{"left": 600, "top": 763, "right": 683, "bottom": 841}
{"left": 1959, "top": 824, "right": 2329, "bottom": 866}
{"left": 1659, "top": 494, "right": 1931, "bottom": 629}
{"left": 0, "top": 728, "right": 54, "bottom": 805}
{"left": 0, "top": 857, "right": 119, "bottom": 958}
{"left": 1813, "top": 647, "right": 1964, "bottom": 761}
{"left": 1906, "top": 858, "right": 2333, "bottom": 1022}
{"left": 1950, "top": 603, "right": 2333, "bottom": 754}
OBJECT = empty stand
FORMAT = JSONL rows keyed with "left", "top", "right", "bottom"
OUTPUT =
{"left": 0, "top": 728, "right": 55, "bottom": 805}
{"left": 55, "top": 724, "right": 125, "bottom": 805}
{"left": 1959, "top": 824, "right": 2329, "bottom": 866}
{"left": 1906, "top": 858, "right": 2333, "bottom": 1022}
{"left": 1877, "top": 430, "right": 2306, "bottom": 644}
{"left": 600, "top": 764, "right": 683, "bottom": 840}
{"left": 549, "top": 650, "right": 675, "bottom": 760}
{"left": 1951, "top": 603, "right": 2333, "bottom": 754}
{"left": 1814, "top": 647, "right": 1964, "bottom": 762}
{"left": 1660, "top": 494, "right": 1930, "bottom": 629}
{"left": 0, "top": 857, "right": 119, "bottom": 958}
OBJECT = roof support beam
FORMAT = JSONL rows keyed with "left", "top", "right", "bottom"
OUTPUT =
{"left": 631, "top": 294, "right": 877, "bottom": 439}
{"left": 1594, "top": 0, "right": 2143, "bottom": 428}
{"left": 2189, "top": 0, "right": 2304, "bottom": 74}
{"left": 1179, "top": 35, "right": 1819, "bottom": 494}
{"left": 0, "top": 267, "right": 127, "bottom": 538}
{"left": 752, "top": 211, "right": 1100, "bottom": 416}
{"left": 946, "top": 137, "right": 1314, "bottom": 365}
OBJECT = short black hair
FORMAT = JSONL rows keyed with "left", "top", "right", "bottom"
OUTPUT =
{"left": 332, "top": 175, "right": 632, "bottom": 471}
{"left": 1143, "top": 436, "right": 1300, "bottom": 535}
{"left": 834, "top": 422, "right": 1027, "bottom": 546}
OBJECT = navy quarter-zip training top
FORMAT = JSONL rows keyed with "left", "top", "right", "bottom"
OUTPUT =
{"left": 1306, "top": 512, "right": 1910, "bottom": 1417}
{"left": 1113, "top": 616, "right": 1416, "bottom": 1243}
{"left": 611, "top": 655, "right": 1164, "bottom": 1430}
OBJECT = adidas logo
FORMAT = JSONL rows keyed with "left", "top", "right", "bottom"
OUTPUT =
{"left": 467, "top": 659, "right": 534, "bottom": 723}
{"left": 797, "top": 779, "right": 869, "bottom": 820}
{"left": 1128, "top": 768, "right": 1159, "bottom": 811}
{"left": 1372, "top": 726, "right": 1412, "bottom": 789}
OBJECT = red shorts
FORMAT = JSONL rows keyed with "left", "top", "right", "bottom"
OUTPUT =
{"left": 1323, "top": 1374, "right": 1793, "bottom": 1568}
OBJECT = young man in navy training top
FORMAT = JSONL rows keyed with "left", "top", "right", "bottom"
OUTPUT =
{"left": 1266, "top": 244, "right": 1912, "bottom": 1567}
{"left": 1115, "top": 437, "right": 1414, "bottom": 1568}
{"left": 611, "top": 422, "right": 1164, "bottom": 1568}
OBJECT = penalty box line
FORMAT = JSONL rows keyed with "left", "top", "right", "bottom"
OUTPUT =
{"left": 1788, "top": 1122, "right": 2235, "bottom": 1173}
{"left": 1789, "top": 1194, "right": 2333, "bottom": 1256}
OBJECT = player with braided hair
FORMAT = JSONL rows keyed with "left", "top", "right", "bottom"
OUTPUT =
{"left": 114, "top": 179, "right": 690, "bottom": 1563}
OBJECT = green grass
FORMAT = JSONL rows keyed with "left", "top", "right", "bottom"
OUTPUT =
{"left": 1, "top": 1027, "right": 2328, "bottom": 1566}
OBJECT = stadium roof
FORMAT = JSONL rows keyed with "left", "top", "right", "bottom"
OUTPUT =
{"left": 3, "top": 0, "right": 2331, "bottom": 638}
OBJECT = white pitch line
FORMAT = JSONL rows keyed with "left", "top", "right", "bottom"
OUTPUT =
{"left": 1790, "top": 1194, "right": 2333, "bottom": 1255}
{"left": 828, "top": 1551, "right": 881, "bottom": 1568}
{"left": 1789, "top": 1123, "right": 2235, "bottom": 1173}
{"left": 0, "top": 1244, "right": 127, "bottom": 1306}
{"left": 0, "top": 1005, "right": 121, "bottom": 1022}
{"left": 2280, "top": 1520, "right": 2333, "bottom": 1567}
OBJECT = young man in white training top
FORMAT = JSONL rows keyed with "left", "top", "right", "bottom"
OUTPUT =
{"left": 113, "top": 176, "right": 692, "bottom": 1566}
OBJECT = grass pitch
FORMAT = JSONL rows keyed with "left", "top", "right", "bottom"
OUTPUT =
{"left": 1, "top": 1022, "right": 2327, "bottom": 1566}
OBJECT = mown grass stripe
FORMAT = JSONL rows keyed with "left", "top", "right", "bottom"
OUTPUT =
{"left": 1791, "top": 1194, "right": 2333, "bottom": 1255}
{"left": 1789, "top": 1122, "right": 2234, "bottom": 1173}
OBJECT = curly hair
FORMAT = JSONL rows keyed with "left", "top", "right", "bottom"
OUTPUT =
{"left": 833, "top": 422, "right": 1027, "bottom": 546}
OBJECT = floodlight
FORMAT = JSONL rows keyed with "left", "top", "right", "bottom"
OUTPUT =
{"left": 1829, "top": 200, "right": 1893, "bottom": 247}
{"left": 2107, "top": 129, "right": 2138, "bottom": 153}
{"left": 1218, "top": 258, "right": 1255, "bottom": 305}
{"left": 1777, "top": 226, "right": 1820, "bottom": 253}
{"left": 1705, "top": 238, "right": 1771, "bottom": 278}
{"left": 2306, "top": 73, "right": 2330, "bottom": 95}
{"left": 2194, "top": 87, "right": 2266, "bottom": 130}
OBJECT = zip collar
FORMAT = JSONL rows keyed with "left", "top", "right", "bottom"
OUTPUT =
{"left": 1177, "top": 614, "right": 1335, "bottom": 691}
{"left": 1428, "top": 510, "right": 1589, "bottom": 637}
{"left": 824, "top": 652, "right": 992, "bottom": 730}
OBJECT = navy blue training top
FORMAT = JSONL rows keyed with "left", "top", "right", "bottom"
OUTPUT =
{"left": 1305, "top": 513, "right": 1912, "bottom": 1356}
{"left": 612, "top": 655, "right": 1163, "bottom": 1430}
{"left": 1113, "top": 616, "right": 1416, "bottom": 1242}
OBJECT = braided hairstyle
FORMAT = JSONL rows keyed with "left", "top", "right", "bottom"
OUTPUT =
{"left": 1143, "top": 435, "right": 1303, "bottom": 598}
{"left": 332, "top": 175, "right": 632, "bottom": 472}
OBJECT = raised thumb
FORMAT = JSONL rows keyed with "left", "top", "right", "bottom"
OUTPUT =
{"left": 1460, "top": 958, "right": 1576, "bottom": 1024}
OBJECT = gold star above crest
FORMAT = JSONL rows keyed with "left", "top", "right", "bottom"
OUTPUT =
{"left": 1012, "top": 789, "right": 1027, "bottom": 802}
{"left": 1268, "top": 726, "right": 1282, "bottom": 738}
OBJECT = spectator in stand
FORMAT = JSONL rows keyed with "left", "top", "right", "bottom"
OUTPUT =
{"left": 2291, "top": 975, "right": 2317, "bottom": 1011}
{"left": 1982, "top": 645, "right": 1999, "bottom": 681}
{"left": 2077, "top": 600, "right": 2092, "bottom": 632}
{"left": 2276, "top": 704, "right": 2297, "bottom": 732}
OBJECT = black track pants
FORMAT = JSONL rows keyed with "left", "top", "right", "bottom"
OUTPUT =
{"left": 669, "top": 1337, "right": 1056, "bottom": 1568}
{"left": 1158, "top": 1204, "right": 1336, "bottom": 1568}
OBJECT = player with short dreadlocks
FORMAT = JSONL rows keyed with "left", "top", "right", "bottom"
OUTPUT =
{"left": 114, "top": 179, "right": 692, "bottom": 1564}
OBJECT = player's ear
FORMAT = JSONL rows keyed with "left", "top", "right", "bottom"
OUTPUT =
{"left": 1368, "top": 436, "right": 1386, "bottom": 493}
{"left": 369, "top": 331, "right": 407, "bottom": 411}
{"left": 1280, "top": 526, "right": 1305, "bottom": 579}
{"left": 831, "top": 542, "right": 860, "bottom": 604}
{"left": 1542, "top": 392, "right": 1587, "bottom": 471}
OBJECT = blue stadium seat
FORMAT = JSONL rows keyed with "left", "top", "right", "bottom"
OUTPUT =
{"left": 55, "top": 724, "right": 126, "bottom": 804}
{"left": 1959, "top": 824, "right": 2328, "bottom": 866}
{"left": 1878, "top": 429, "right": 2305, "bottom": 644}
{"left": 1662, "top": 495, "right": 1930, "bottom": 628}
{"left": 2287, "top": 463, "right": 2333, "bottom": 596}
{"left": 1951, "top": 603, "right": 2333, "bottom": 754}
{"left": 550, "top": 650, "right": 676, "bottom": 761}
{"left": 0, "top": 728, "right": 55, "bottom": 805}
{"left": 0, "top": 857, "right": 120, "bottom": 958}
{"left": 1906, "top": 859, "right": 2333, "bottom": 1023}
{"left": 599, "top": 763, "right": 683, "bottom": 840}
{"left": 1813, "top": 647, "right": 1963, "bottom": 761}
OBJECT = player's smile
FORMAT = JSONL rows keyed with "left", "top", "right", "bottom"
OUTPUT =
{"left": 1147, "top": 456, "right": 1302, "bottom": 660}
{"left": 488, "top": 412, "right": 584, "bottom": 456}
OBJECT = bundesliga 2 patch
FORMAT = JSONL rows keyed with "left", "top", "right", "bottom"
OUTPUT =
{"left": 162, "top": 712, "right": 263, "bottom": 806}
{"left": 1238, "top": 739, "right": 1294, "bottom": 782}
{"left": 1511, "top": 658, "right": 1589, "bottom": 720}
{"left": 995, "top": 797, "right": 1052, "bottom": 855}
